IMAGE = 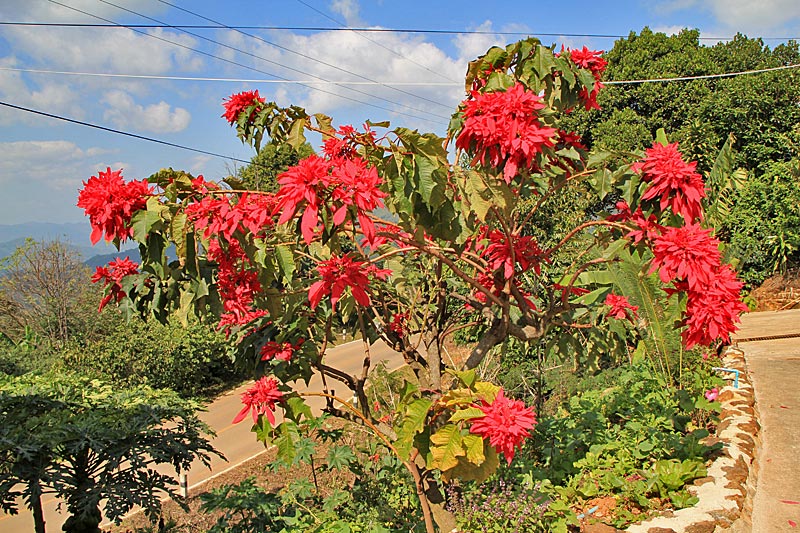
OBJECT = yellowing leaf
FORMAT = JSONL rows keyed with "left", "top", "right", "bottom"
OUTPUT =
{"left": 474, "top": 382, "right": 501, "bottom": 403}
{"left": 429, "top": 423, "right": 465, "bottom": 472}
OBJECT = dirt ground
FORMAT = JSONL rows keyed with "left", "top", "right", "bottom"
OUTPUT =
{"left": 748, "top": 269, "right": 800, "bottom": 311}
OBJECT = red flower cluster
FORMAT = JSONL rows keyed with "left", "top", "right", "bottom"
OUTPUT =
{"left": 260, "top": 340, "right": 302, "bottom": 362}
{"left": 232, "top": 376, "right": 284, "bottom": 425}
{"left": 208, "top": 240, "right": 267, "bottom": 329}
{"left": 275, "top": 136, "right": 387, "bottom": 245}
{"left": 329, "top": 157, "right": 387, "bottom": 243}
{"left": 651, "top": 223, "right": 746, "bottom": 347}
{"left": 387, "top": 312, "right": 408, "bottom": 336}
{"left": 483, "top": 229, "right": 546, "bottom": 279}
{"left": 608, "top": 201, "right": 662, "bottom": 244}
{"left": 455, "top": 82, "right": 557, "bottom": 183}
{"left": 568, "top": 46, "right": 606, "bottom": 110}
{"left": 308, "top": 254, "right": 390, "bottom": 309}
{"left": 604, "top": 293, "right": 639, "bottom": 322}
{"left": 682, "top": 264, "right": 748, "bottom": 348}
{"left": 91, "top": 257, "right": 139, "bottom": 311}
{"left": 222, "top": 90, "right": 265, "bottom": 125}
{"left": 651, "top": 223, "right": 721, "bottom": 290}
{"left": 469, "top": 389, "right": 536, "bottom": 464}
{"left": 78, "top": 168, "right": 152, "bottom": 244}
{"left": 186, "top": 192, "right": 277, "bottom": 241}
{"left": 640, "top": 143, "right": 707, "bottom": 221}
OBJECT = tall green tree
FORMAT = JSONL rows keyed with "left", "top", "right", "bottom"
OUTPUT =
{"left": 234, "top": 142, "right": 315, "bottom": 192}
{"left": 0, "top": 373, "right": 221, "bottom": 533}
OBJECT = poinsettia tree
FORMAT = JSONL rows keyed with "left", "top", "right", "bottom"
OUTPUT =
{"left": 78, "top": 38, "right": 746, "bottom": 532}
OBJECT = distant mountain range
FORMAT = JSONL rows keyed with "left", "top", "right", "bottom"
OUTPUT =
{"left": 0, "top": 222, "right": 139, "bottom": 266}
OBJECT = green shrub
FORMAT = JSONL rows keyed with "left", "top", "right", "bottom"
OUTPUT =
{"left": 62, "top": 319, "right": 243, "bottom": 398}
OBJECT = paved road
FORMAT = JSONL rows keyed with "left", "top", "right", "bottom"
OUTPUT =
{"left": 0, "top": 338, "right": 404, "bottom": 533}
{"left": 732, "top": 309, "right": 800, "bottom": 532}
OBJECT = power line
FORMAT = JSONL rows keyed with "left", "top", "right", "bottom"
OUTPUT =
{"left": 153, "top": 0, "right": 453, "bottom": 111}
{"left": 0, "top": 66, "right": 462, "bottom": 85}
{"left": 43, "top": 0, "right": 447, "bottom": 125}
{"left": 6, "top": 62, "right": 798, "bottom": 86}
{"left": 93, "top": 0, "right": 451, "bottom": 119}
{"left": 98, "top": 0, "right": 450, "bottom": 116}
{"left": 294, "top": 0, "right": 460, "bottom": 83}
{"left": 0, "top": 100, "right": 253, "bottom": 164}
{"left": 604, "top": 62, "right": 800, "bottom": 84}
{"left": 2, "top": 21, "right": 797, "bottom": 41}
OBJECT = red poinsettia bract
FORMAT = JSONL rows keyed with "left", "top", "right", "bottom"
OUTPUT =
{"left": 78, "top": 168, "right": 152, "bottom": 244}
{"left": 483, "top": 229, "right": 546, "bottom": 279}
{"left": 564, "top": 46, "right": 606, "bottom": 111}
{"left": 275, "top": 155, "right": 332, "bottom": 244}
{"left": 469, "top": 389, "right": 536, "bottom": 465}
{"left": 682, "top": 264, "right": 748, "bottom": 348}
{"left": 208, "top": 240, "right": 267, "bottom": 329}
{"left": 91, "top": 256, "right": 139, "bottom": 311}
{"left": 329, "top": 157, "right": 387, "bottom": 244}
{"left": 456, "top": 82, "right": 556, "bottom": 183}
{"left": 308, "top": 255, "right": 390, "bottom": 309}
{"left": 641, "top": 142, "right": 707, "bottom": 222}
{"left": 260, "top": 340, "right": 302, "bottom": 362}
{"left": 608, "top": 201, "right": 663, "bottom": 244}
{"left": 651, "top": 223, "right": 721, "bottom": 290}
{"left": 604, "top": 293, "right": 639, "bottom": 322}
{"left": 222, "top": 90, "right": 265, "bottom": 125}
{"left": 232, "top": 376, "right": 284, "bottom": 425}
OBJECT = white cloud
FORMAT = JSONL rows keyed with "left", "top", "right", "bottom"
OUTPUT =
{"left": 101, "top": 90, "right": 191, "bottom": 133}
{"left": 654, "top": 0, "right": 800, "bottom": 34}
{"left": 0, "top": 0, "right": 167, "bottom": 22}
{"left": 0, "top": 57, "right": 85, "bottom": 124}
{"left": 707, "top": 0, "right": 800, "bottom": 32}
{"left": 0, "top": 140, "right": 108, "bottom": 186}
{"left": 452, "top": 21, "right": 507, "bottom": 63}
{"left": 217, "top": 28, "right": 467, "bottom": 130}
{"left": 651, "top": 25, "right": 688, "bottom": 37}
{"left": 329, "top": 0, "right": 362, "bottom": 26}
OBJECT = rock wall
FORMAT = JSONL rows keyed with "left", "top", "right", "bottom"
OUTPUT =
{"left": 623, "top": 347, "right": 758, "bottom": 533}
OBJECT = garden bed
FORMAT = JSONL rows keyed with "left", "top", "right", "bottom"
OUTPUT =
{"left": 623, "top": 346, "right": 758, "bottom": 533}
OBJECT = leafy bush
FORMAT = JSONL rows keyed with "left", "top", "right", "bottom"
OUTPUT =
{"left": 723, "top": 160, "right": 800, "bottom": 286}
{"left": 475, "top": 361, "right": 722, "bottom": 529}
{"left": 62, "top": 319, "right": 243, "bottom": 398}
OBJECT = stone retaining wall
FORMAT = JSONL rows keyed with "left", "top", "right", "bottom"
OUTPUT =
{"left": 622, "top": 347, "right": 758, "bottom": 533}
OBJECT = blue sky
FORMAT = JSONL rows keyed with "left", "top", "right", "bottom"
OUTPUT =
{"left": 0, "top": 0, "right": 798, "bottom": 226}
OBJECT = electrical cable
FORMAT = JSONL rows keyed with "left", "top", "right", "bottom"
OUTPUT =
{"left": 0, "top": 21, "right": 796, "bottom": 41}
{"left": 5, "top": 62, "right": 798, "bottom": 86}
{"left": 294, "top": 0, "right": 461, "bottom": 83}
{"left": 0, "top": 100, "right": 254, "bottom": 164}
{"left": 43, "top": 0, "right": 447, "bottom": 125}
{"left": 153, "top": 0, "right": 453, "bottom": 110}
{"left": 94, "top": 0, "right": 451, "bottom": 117}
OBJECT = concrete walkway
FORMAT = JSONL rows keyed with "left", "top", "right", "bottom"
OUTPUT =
{"left": 733, "top": 309, "right": 800, "bottom": 532}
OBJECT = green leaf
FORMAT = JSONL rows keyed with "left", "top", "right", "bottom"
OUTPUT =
{"left": 275, "top": 421, "right": 300, "bottom": 465}
{"left": 462, "top": 433, "right": 485, "bottom": 465}
{"left": 170, "top": 212, "right": 187, "bottom": 260}
{"left": 326, "top": 445, "right": 356, "bottom": 470}
{"left": 448, "top": 406, "right": 485, "bottom": 423}
{"left": 394, "top": 397, "right": 432, "bottom": 460}
{"left": 655, "top": 128, "right": 669, "bottom": 146}
{"left": 275, "top": 245, "right": 295, "bottom": 283}
{"left": 444, "top": 443, "right": 498, "bottom": 483}
{"left": 429, "top": 423, "right": 464, "bottom": 471}
{"left": 284, "top": 396, "right": 312, "bottom": 423}
{"left": 474, "top": 382, "right": 500, "bottom": 403}
{"left": 287, "top": 118, "right": 307, "bottom": 150}
{"left": 130, "top": 203, "right": 164, "bottom": 243}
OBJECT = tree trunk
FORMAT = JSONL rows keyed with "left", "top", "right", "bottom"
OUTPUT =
{"left": 62, "top": 449, "right": 101, "bottom": 533}
{"left": 30, "top": 482, "right": 46, "bottom": 533}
